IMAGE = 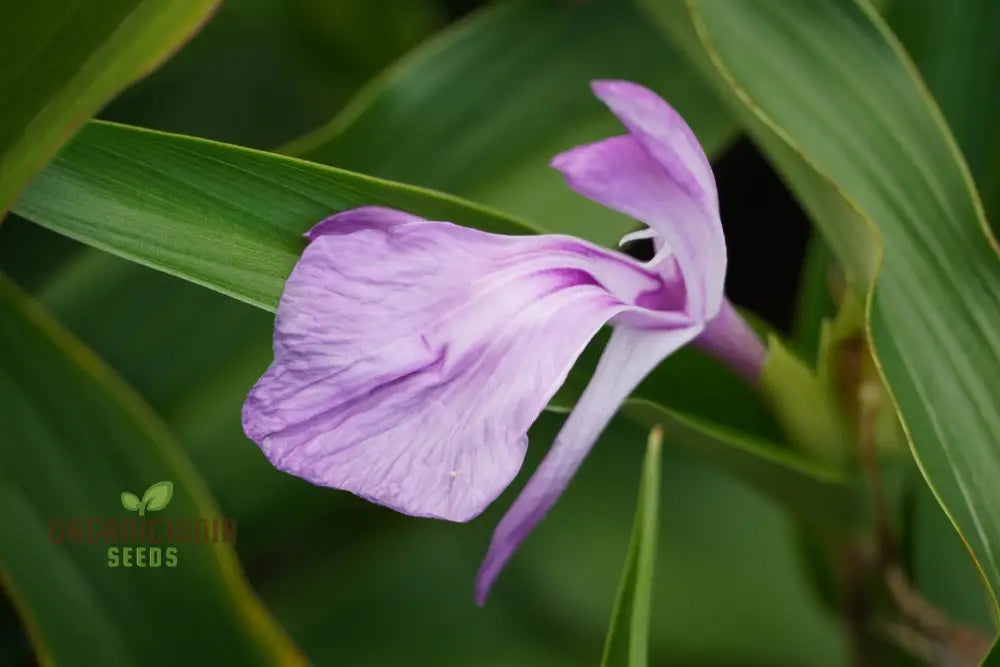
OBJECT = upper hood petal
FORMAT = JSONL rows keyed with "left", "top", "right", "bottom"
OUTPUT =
{"left": 551, "top": 81, "right": 726, "bottom": 320}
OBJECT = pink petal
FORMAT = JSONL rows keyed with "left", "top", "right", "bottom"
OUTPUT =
{"left": 551, "top": 81, "right": 726, "bottom": 320}
{"left": 475, "top": 323, "right": 702, "bottom": 602}
{"left": 592, "top": 80, "right": 718, "bottom": 215}
{"left": 243, "top": 208, "right": 691, "bottom": 522}
{"left": 304, "top": 205, "right": 427, "bottom": 240}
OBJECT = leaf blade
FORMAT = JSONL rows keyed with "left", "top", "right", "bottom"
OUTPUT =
{"left": 0, "top": 275, "right": 302, "bottom": 666}
{"left": 601, "top": 426, "right": 663, "bottom": 667}
{"left": 640, "top": 0, "right": 1000, "bottom": 617}
{"left": 12, "top": 120, "right": 538, "bottom": 310}
{"left": 0, "top": 0, "right": 218, "bottom": 212}
{"left": 619, "top": 399, "right": 862, "bottom": 526}
{"left": 887, "top": 0, "right": 1000, "bottom": 227}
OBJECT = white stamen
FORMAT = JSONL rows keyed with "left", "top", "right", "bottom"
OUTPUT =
{"left": 618, "top": 228, "right": 658, "bottom": 248}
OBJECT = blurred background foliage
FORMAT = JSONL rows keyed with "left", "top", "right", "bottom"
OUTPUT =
{"left": 1, "top": 0, "right": 998, "bottom": 665}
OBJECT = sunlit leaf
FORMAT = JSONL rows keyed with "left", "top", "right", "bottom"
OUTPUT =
{"left": 12, "top": 121, "right": 537, "bottom": 311}
{"left": 761, "top": 336, "right": 850, "bottom": 468}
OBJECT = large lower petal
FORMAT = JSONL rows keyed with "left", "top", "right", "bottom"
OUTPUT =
{"left": 243, "top": 207, "right": 688, "bottom": 522}
{"left": 551, "top": 82, "right": 726, "bottom": 320}
{"left": 475, "top": 323, "right": 702, "bottom": 602}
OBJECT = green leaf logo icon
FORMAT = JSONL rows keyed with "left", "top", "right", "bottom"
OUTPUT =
{"left": 120, "top": 481, "right": 173, "bottom": 516}
{"left": 121, "top": 492, "right": 140, "bottom": 512}
{"left": 140, "top": 481, "right": 173, "bottom": 515}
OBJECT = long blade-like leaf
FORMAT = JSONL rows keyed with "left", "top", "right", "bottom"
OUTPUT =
{"left": 887, "top": 0, "right": 1000, "bottom": 226}
{"left": 639, "top": 0, "right": 1000, "bottom": 623}
{"left": 619, "top": 400, "right": 861, "bottom": 525}
{"left": 0, "top": 0, "right": 217, "bottom": 212}
{"left": 0, "top": 276, "right": 301, "bottom": 666}
{"left": 601, "top": 426, "right": 663, "bottom": 667}
{"left": 12, "top": 121, "right": 538, "bottom": 310}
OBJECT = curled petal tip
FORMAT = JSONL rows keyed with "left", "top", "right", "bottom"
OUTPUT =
{"left": 590, "top": 78, "right": 642, "bottom": 98}
{"left": 474, "top": 566, "right": 495, "bottom": 606}
{"left": 304, "top": 205, "right": 426, "bottom": 241}
{"left": 548, "top": 144, "right": 580, "bottom": 171}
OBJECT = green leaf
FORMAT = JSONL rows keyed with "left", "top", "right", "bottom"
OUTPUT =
{"left": 619, "top": 399, "right": 861, "bottom": 525}
{"left": 984, "top": 640, "right": 1000, "bottom": 667}
{"left": 641, "top": 0, "right": 1000, "bottom": 619}
{"left": 284, "top": 0, "right": 736, "bottom": 247}
{"left": 791, "top": 234, "right": 837, "bottom": 364}
{"left": 12, "top": 120, "right": 538, "bottom": 311}
{"left": 911, "top": 481, "right": 993, "bottom": 634}
{"left": 292, "top": 0, "right": 444, "bottom": 79}
{"left": 141, "top": 480, "right": 174, "bottom": 512}
{"left": 0, "top": 0, "right": 218, "bottom": 213}
{"left": 601, "top": 426, "right": 663, "bottom": 667}
{"left": 760, "top": 335, "right": 851, "bottom": 468}
{"left": 887, "top": 0, "right": 1000, "bottom": 227}
{"left": 516, "top": 412, "right": 848, "bottom": 665}
{"left": 119, "top": 491, "right": 140, "bottom": 512}
{"left": 0, "top": 276, "right": 301, "bottom": 666}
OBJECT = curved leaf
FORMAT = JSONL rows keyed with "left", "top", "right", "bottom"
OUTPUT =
{"left": 0, "top": 276, "right": 301, "bottom": 666}
{"left": 0, "top": 0, "right": 218, "bottom": 212}
{"left": 639, "top": 0, "right": 1000, "bottom": 622}
{"left": 12, "top": 121, "right": 538, "bottom": 310}
{"left": 887, "top": 0, "right": 1000, "bottom": 226}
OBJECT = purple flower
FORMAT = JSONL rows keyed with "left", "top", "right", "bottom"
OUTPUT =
{"left": 242, "top": 80, "right": 765, "bottom": 603}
